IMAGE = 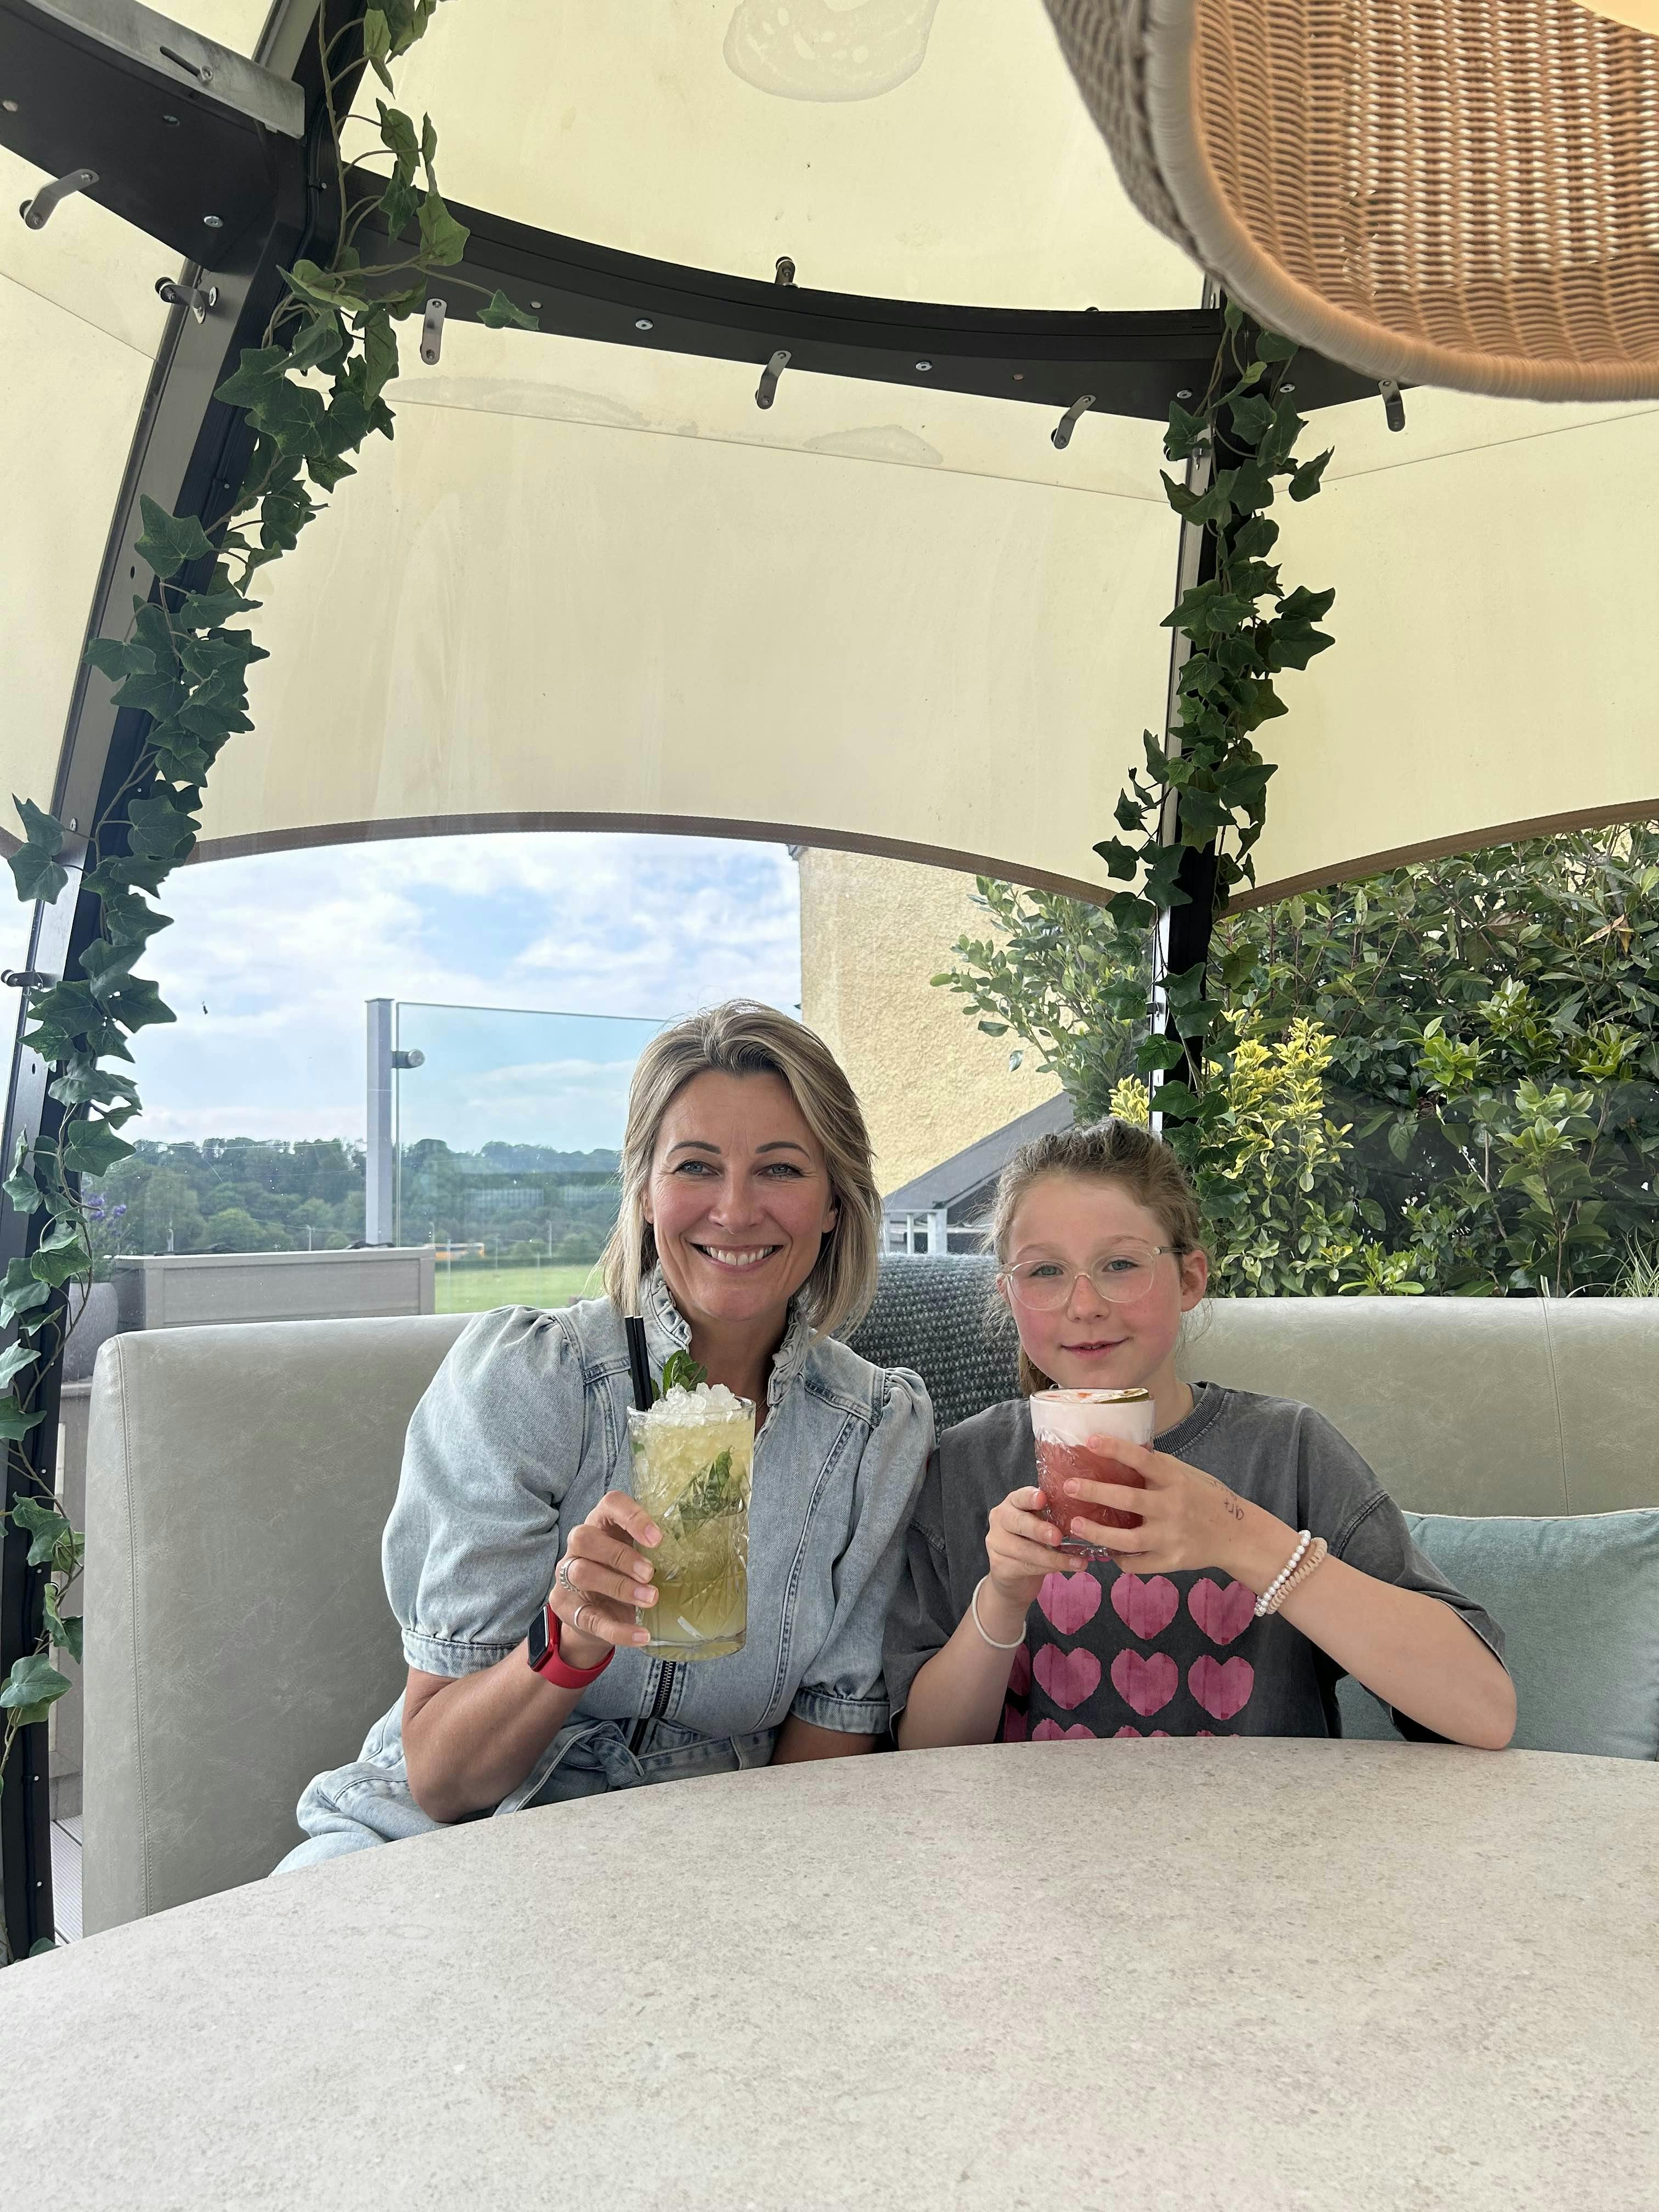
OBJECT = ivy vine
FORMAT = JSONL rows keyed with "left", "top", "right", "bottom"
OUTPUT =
{"left": 0, "top": 0, "right": 537, "bottom": 1961}
{"left": 1092, "top": 306, "right": 1336, "bottom": 1121}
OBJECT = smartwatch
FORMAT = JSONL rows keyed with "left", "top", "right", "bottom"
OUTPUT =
{"left": 527, "top": 1596, "right": 614, "bottom": 1689}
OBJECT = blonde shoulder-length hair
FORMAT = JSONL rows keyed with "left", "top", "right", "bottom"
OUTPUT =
{"left": 600, "top": 1000, "right": 881, "bottom": 1341}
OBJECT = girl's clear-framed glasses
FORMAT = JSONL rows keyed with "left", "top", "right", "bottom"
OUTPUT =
{"left": 999, "top": 1240, "right": 1177, "bottom": 1313}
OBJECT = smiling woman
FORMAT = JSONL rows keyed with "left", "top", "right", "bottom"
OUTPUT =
{"left": 272, "top": 998, "right": 933, "bottom": 1870}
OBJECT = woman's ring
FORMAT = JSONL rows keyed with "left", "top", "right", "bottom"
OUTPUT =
{"left": 555, "top": 1559, "right": 576, "bottom": 1596}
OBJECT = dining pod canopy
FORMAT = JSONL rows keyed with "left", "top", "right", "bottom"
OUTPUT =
{"left": 3, "top": 0, "right": 1656, "bottom": 908}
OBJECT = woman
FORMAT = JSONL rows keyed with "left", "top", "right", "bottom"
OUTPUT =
{"left": 274, "top": 1000, "right": 931, "bottom": 1872}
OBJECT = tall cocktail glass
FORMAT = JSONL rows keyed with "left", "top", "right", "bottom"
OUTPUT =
{"left": 626, "top": 1384, "right": 754, "bottom": 1660}
{"left": 1031, "top": 1387, "right": 1156, "bottom": 1559}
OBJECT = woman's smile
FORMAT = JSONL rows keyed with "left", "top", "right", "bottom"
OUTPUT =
{"left": 692, "top": 1242, "right": 784, "bottom": 1272}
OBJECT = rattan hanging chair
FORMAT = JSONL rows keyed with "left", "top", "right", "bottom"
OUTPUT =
{"left": 1043, "top": 0, "right": 1659, "bottom": 400}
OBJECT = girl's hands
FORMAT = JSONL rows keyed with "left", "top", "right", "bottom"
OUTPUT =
{"left": 549, "top": 1492, "right": 663, "bottom": 1667}
{"left": 1063, "top": 1440, "right": 1264, "bottom": 1578}
{"left": 984, "top": 1483, "right": 1074, "bottom": 1615}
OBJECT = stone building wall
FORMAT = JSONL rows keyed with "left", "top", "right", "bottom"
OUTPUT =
{"left": 796, "top": 847, "right": 1063, "bottom": 1196}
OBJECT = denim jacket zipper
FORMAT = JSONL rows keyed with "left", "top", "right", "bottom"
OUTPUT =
{"left": 629, "top": 1662, "right": 678, "bottom": 1753}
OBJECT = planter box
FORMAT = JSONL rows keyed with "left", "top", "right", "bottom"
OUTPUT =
{"left": 111, "top": 1246, "right": 436, "bottom": 1331}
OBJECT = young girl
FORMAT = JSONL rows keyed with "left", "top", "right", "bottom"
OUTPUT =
{"left": 885, "top": 1120, "right": 1515, "bottom": 1751}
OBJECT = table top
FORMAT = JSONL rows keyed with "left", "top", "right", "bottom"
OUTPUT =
{"left": 5, "top": 1740, "right": 1655, "bottom": 2211}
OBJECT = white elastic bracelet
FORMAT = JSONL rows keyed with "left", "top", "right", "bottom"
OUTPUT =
{"left": 970, "top": 1576, "right": 1028, "bottom": 1651}
{"left": 1253, "top": 1529, "right": 1312, "bottom": 1618}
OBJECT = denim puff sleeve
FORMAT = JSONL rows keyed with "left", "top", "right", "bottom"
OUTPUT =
{"left": 789, "top": 1363, "right": 933, "bottom": 1736}
{"left": 382, "top": 1305, "right": 584, "bottom": 1679}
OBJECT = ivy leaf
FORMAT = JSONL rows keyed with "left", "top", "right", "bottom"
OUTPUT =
{"left": 0, "top": 1389, "right": 48, "bottom": 1441}
{"left": 78, "top": 938, "right": 143, "bottom": 998}
{"left": 417, "top": 189, "right": 469, "bottom": 268}
{"left": 44, "top": 1589, "right": 82, "bottom": 1665}
{"left": 380, "top": 170, "right": 421, "bottom": 238}
{"left": 214, "top": 346, "right": 291, "bottom": 413}
{"left": 307, "top": 451, "right": 358, "bottom": 492}
{"left": 30, "top": 1215, "right": 89, "bottom": 1287}
{"left": 176, "top": 588, "right": 257, "bottom": 629}
{"left": 1289, "top": 449, "right": 1333, "bottom": 502}
{"left": 61, "top": 1118, "right": 136, "bottom": 1177}
{"left": 1092, "top": 837, "right": 1143, "bottom": 883}
{"left": 15, "top": 796, "right": 64, "bottom": 854}
{"left": 1, "top": 1137, "right": 39, "bottom": 1212}
{"left": 110, "top": 669, "right": 185, "bottom": 719}
{"left": 377, "top": 100, "right": 420, "bottom": 182}
{"left": 281, "top": 261, "right": 373, "bottom": 318}
{"left": 363, "top": 5, "right": 394, "bottom": 89}
{"left": 361, "top": 312, "right": 400, "bottom": 400}
{"left": 477, "top": 290, "right": 539, "bottom": 332}
{"left": 93, "top": 976, "right": 175, "bottom": 1035}
{"left": 0, "top": 1651, "right": 71, "bottom": 1727}
{"left": 1162, "top": 401, "right": 1209, "bottom": 462}
{"left": 0, "top": 1340, "right": 38, "bottom": 1390}
{"left": 1227, "top": 392, "right": 1276, "bottom": 444}
{"left": 1255, "top": 330, "right": 1299, "bottom": 362}
{"left": 49, "top": 1064, "right": 142, "bottom": 1109}
{"left": 127, "top": 789, "right": 199, "bottom": 861}
{"left": 133, "top": 495, "right": 212, "bottom": 580}
{"left": 84, "top": 636, "right": 156, "bottom": 681}
{"left": 420, "top": 111, "right": 438, "bottom": 185}
{"left": 1136, "top": 1033, "right": 1190, "bottom": 1074}
{"left": 9, "top": 844, "right": 68, "bottom": 906}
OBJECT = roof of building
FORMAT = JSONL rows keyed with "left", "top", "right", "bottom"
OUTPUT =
{"left": 883, "top": 1091, "right": 1076, "bottom": 1218}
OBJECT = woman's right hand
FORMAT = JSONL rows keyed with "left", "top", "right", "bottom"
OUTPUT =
{"left": 983, "top": 1484, "right": 1067, "bottom": 1616}
{"left": 549, "top": 1491, "right": 663, "bottom": 1668}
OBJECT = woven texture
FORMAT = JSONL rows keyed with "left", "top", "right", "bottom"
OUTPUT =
{"left": 842, "top": 1256, "right": 1017, "bottom": 1435}
{"left": 1044, "top": 0, "right": 1659, "bottom": 399}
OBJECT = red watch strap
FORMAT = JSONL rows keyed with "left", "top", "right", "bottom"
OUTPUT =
{"left": 529, "top": 1599, "right": 614, "bottom": 1689}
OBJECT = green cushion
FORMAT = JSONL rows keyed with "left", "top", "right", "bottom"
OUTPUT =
{"left": 1335, "top": 1510, "right": 1659, "bottom": 1760}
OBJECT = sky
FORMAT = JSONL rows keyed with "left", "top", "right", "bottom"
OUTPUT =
{"left": 18, "top": 832, "right": 802, "bottom": 1152}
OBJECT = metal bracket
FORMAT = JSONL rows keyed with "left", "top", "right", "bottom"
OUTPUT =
{"left": 18, "top": 165, "right": 97, "bottom": 228}
{"left": 775, "top": 256, "right": 795, "bottom": 286}
{"left": 155, "top": 275, "right": 218, "bottom": 323}
{"left": 390, "top": 1048, "right": 425, "bottom": 1070}
{"left": 420, "top": 296, "right": 446, "bottom": 365}
{"left": 755, "top": 348, "right": 790, "bottom": 410}
{"left": 1380, "top": 378, "right": 1407, "bottom": 433}
{"left": 1051, "top": 392, "right": 1096, "bottom": 449}
{"left": 0, "top": 971, "right": 52, "bottom": 992}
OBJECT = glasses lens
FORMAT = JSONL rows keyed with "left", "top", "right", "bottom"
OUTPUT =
{"left": 1090, "top": 1243, "right": 1160, "bottom": 1305}
{"left": 1007, "top": 1262, "right": 1073, "bottom": 1310}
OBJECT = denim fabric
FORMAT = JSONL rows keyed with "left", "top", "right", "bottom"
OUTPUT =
{"left": 273, "top": 1272, "right": 930, "bottom": 1873}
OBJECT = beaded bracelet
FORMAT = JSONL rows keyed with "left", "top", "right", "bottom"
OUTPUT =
{"left": 970, "top": 1576, "right": 1028, "bottom": 1651}
{"left": 1260, "top": 1536, "right": 1329, "bottom": 1617}
{"left": 1252, "top": 1529, "right": 1312, "bottom": 1618}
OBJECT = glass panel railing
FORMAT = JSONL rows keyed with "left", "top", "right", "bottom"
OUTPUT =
{"left": 392, "top": 1002, "right": 664, "bottom": 1313}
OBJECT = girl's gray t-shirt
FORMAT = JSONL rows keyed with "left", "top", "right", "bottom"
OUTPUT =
{"left": 883, "top": 1384, "right": 1507, "bottom": 1743}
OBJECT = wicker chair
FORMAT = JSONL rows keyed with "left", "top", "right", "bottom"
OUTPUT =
{"left": 1043, "top": 0, "right": 1659, "bottom": 400}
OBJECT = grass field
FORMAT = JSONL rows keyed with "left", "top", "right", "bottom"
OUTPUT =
{"left": 434, "top": 1262, "right": 601, "bottom": 1314}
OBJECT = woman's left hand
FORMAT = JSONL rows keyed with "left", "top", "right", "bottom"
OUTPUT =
{"left": 1063, "top": 1438, "right": 1263, "bottom": 1578}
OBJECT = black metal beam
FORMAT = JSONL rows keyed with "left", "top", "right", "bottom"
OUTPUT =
{"left": 359, "top": 189, "right": 1386, "bottom": 424}
{"left": 0, "top": 0, "right": 345, "bottom": 1963}
{"left": 0, "top": 1, "right": 303, "bottom": 264}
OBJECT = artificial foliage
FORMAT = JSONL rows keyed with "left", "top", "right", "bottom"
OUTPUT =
{"left": 0, "top": 2, "right": 537, "bottom": 1958}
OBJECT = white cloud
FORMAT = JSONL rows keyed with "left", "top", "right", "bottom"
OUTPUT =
{"left": 124, "top": 831, "right": 802, "bottom": 1146}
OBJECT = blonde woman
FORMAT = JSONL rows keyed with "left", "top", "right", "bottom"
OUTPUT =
{"left": 275, "top": 1001, "right": 930, "bottom": 1871}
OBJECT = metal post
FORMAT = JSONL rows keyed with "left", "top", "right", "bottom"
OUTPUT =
{"left": 365, "top": 999, "right": 393, "bottom": 1247}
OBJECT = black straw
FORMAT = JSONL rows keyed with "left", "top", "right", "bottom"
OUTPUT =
{"left": 624, "top": 1316, "right": 653, "bottom": 1412}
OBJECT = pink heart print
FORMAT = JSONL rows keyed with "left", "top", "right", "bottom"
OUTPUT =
{"left": 1008, "top": 1643, "right": 1032, "bottom": 1698}
{"left": 1188, "top": 1578, "right": 1257, "bottom": 1647}
{"left": 1002, "top": 1701, "right": 1028, "bottom": 1742}
{"left": 1110, "top": 1572, "right": 1179, "bottom": 1641}
{"left": 1032, "top": 1644, "right": 1103, "bottom": 1711}
{"left": 1033, "top": 1719, "right": 1095, "bottom": 1741}
{"left": 1109, "top": 1648, "right": 1179, "bottom": 1717}
{"left": 1038, "top": 1571, "right": 1102, "bottom": 1636}
{"left": 1113, "top": 1727, "right": 1172, "bottom": 1739}
{"left": 1189, "top": 1654, "right": 1255, "bottom": 1721}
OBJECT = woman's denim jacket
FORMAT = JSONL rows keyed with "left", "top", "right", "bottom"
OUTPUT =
{"left": 284, "top": 1269, "right": 932, "bottom": 1859}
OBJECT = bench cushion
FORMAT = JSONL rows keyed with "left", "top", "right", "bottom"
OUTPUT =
{"left": 1336, "top": 1509, "right": 1659, "bottom": 1759}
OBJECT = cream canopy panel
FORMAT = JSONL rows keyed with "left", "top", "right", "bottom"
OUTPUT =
{"left": 1254, "top": 396, "right": 1659, "bottom": 898}
{"left": 0, "top": 140, "right": 172, "bottom": 828}
{"left": 387, "top": 0, "right": 1201, "bottom": 309}
{"left": 195, "top": 381, "right": 1177, "bottom": 890}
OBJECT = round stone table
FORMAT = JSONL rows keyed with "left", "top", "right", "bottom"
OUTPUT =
{"left": 5, "top": 1740, "right": 1655, "bottom": 2209}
